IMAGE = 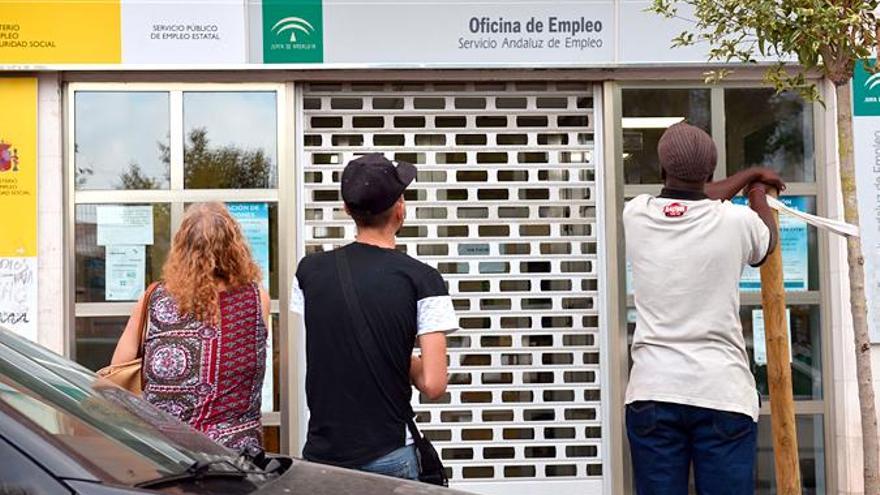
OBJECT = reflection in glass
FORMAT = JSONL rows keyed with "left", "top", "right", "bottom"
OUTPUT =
{"left": 725, "top": 89, "right": 815, "bottom": 182}
{"left": 75, "top": 316, "right": 130, "bottom": 371}
{"left": 755, "top": 415, "right": 826, "bottom": 494}
{"left": 74, "top": 92, "right": 170, "bottom": 190}
{"left": 263, "top": 425, "right": 281, "bottom": 454}
{"left": 267, "top": 204, "right": 280, "bottom": 298}
{"left": 270, "top": 314, "right": 280, "bottom": 412}
{"left": 626, "top": 303, "right": 822, "bottom": 400}
{"left": 74, "top": 204, "right": 171, "bottom": 303}
{"left": 183, "top": 92, "right": 277, "bottom": 189}
{"left": 742, "top": 305, "right": 822, "bottom": 400}
{"left": 678, "top": 415, "right": 826, "bottom": 494}
{"left": 621, "top": 89, "right": 711, "bottom": 184}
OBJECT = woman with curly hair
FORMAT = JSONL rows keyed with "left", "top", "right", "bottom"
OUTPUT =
{"left": 111, "top": 202, "right": 270, "bottom": 455}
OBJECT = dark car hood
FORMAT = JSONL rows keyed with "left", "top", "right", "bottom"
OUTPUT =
{"left": 257, "top": 459, "right": 473, "bottom": 495}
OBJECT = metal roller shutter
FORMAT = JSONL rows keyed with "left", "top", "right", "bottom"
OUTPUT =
{"left": 300, "top": 81, "right": 603, "bottom": 495}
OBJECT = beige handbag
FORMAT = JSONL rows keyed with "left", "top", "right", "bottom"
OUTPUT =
{"left": 96, "top": 282, "right": 159, "bottom": 395}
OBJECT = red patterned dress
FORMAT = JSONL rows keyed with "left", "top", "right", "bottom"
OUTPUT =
{"left": 143, "top": 283, "right": 267, "bottom": 454}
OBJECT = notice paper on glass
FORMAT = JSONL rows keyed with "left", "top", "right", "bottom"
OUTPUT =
{"left": 105, "top": 245, "right": 146, "bottom": 301}
{"left": 752, "top": 308, "right": 792, "bottom": 365}
{"left": 227, "top": 203, "right": 270, "bottom": 291}
{"left": 96, "top": 205, "right": 154, "bottom": 246}
{"left": 735, "top": 196, "right": 809, "bottom": 292}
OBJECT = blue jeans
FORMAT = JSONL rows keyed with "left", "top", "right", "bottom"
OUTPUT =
{"left": 358, "top": 445, "right": 419, "bottom": 481}
{"left": 627, "top": 401, "right": 757, "bottom": 495}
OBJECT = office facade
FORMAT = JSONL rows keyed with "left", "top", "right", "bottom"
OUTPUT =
{"left": 1, "top": 1, "right": 872, "bottom": 493}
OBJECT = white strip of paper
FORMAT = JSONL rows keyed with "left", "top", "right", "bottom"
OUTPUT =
{"left": 767, "top": 196, "right": 860, "bottom": 238}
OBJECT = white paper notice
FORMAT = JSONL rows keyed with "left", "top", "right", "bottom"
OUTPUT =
{"left": 752, "top": 308, "right": 792, "bottom": 365}
{"left": 106, "top": 246, "right": 146, "bottom": 301}
{"left": 96, "top": 205, "right": 154, "bottom": 246}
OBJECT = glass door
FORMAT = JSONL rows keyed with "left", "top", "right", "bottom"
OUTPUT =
{"left": 67, "top": 83, "right": 289, "bottom": 452}
{"left": 618, "top": 84, "right": 828, "bottom": 494}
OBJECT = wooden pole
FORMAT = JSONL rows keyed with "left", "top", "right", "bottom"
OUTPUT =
{"left": 758, "top": 188, "right": 802, "bottom": 494}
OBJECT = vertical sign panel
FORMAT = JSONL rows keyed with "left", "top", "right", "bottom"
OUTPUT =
{"left": 0, "top": 78, "right": 38, "bottom": 341}
{"left": 228, "top": 202, "right": 271, "bottom": 295}
{"left": 852, "top": 60, "right": 880, "bottom": 342}
{"left": 262, "top": 0, "right": 324, "bottom": 63}
{"left": 0, "top": 1, "right": 121, "bottom": 64}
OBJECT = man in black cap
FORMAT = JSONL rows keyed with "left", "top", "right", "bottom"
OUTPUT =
{"left": 290, "top": 153, "right": 457, "bottom": 480}
{"left": 624, "top": 122, "right": 784, "bottom": 494}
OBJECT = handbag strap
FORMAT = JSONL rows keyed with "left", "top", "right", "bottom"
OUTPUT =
{"left": 136, "top": 282, "right": 160, "bottom": 359}
{"left": 334, "top": 248, "right": 413, "bottom": 428}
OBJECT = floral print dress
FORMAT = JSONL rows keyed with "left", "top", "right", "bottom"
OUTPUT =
{"left": 143, "top": 283, "right": 267, "bottom": 455}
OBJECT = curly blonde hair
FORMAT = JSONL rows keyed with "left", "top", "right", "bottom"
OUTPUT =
{"left": 162, "top": 202, "right": 262, "bottom": 325}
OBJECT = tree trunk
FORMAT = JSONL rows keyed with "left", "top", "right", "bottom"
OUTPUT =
{"left": 835, "top": 80, "right": 880, "bottom": 494}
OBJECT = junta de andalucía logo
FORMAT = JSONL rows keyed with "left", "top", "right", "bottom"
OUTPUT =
{"left": 0, "top": 140, "right": 19, "bottom": 173}
{"left": 271, "top": 16, "right": 316, "bottom": 42}
{"left": 864, "top": 70, "right": 880, "bottom": 92}
{"left": 262, "top": 1, "right": 323, "bottom": 63}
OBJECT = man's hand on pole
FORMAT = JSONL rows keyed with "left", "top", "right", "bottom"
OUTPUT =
{"left": 746, "top": 181, "right": 779, "bottom": 263}
{"left": 748, "top": 168, "right": 786, "bottom": 193}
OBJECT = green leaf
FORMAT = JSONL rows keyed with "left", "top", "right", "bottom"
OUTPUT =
{"left": 645, "top": 0, "right": 870, "bottom": 88}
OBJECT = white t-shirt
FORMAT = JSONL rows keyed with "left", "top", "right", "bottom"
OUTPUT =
{"left": 623, "top": 194, "right": 770, "bottom": 421}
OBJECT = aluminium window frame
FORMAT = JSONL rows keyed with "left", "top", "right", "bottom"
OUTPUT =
{"left": 63, "top": 81, "right": 295, "bottom": 449}
{"left": 607, "top": 79, "right": 834, "bottom": 493}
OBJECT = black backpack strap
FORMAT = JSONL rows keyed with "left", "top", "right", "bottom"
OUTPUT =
{"left": 407, "top": 409, "right": 448, "bottom": 485}
{"left": 405, "top": 417, "right": 436, "bottom": 457}
{"left": 336, "top": 247, "right": 448, "bottom": 486}
{"left": 406, "top": 417, "right": 426, "bottom": 445}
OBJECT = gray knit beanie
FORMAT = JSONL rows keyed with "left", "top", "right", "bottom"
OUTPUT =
{"left": 658, "top": 122, "right": 717, "bottom": 182}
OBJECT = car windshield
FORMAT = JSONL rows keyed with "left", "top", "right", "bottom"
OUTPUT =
{"left": 0, "top": 327, "right": 244, "bottom": 485}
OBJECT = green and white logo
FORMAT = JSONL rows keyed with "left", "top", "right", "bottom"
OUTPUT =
{"left": 271, "top": 16, "right": 316, "bottom": 42}
{"left": 864, "top": 72, "right": 880, "bottom": 92}
{"left": 853, "top": 59, "right": 880, "bottom": 117}
{"left": 263, "top": 0, "right": 323, "bottom": 63}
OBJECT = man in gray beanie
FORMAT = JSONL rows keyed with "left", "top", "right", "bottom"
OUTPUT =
{"left": 624, "top": 122, "right": 784, "bottom": 495}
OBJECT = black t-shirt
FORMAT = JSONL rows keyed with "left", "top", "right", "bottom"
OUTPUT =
{"left": 291, "top": 242, "right": 457, "bottom": 468}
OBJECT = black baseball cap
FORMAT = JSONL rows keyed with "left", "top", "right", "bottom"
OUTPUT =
{"left": 341, "top": 153, "right": 417, "bottom": 214}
